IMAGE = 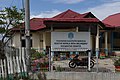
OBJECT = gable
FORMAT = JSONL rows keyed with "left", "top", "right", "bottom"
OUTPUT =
{"left": 82, "top": 12, "right": 97, "bottom": 18}
{"left": 53, "top": 9, "right": 82, "bottom": 18}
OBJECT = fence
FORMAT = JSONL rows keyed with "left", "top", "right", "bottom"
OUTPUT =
{"left": 0, "top": 47, "right": 27, "bottom": 79}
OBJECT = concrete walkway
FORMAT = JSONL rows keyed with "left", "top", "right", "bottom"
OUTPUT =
{"left": 46, "top": 72, "right": 120, "bottom": 80}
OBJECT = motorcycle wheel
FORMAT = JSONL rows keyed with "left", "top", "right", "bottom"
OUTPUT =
{"left": 90, "top": 61, "right": 94, "bottom": 68}
{"left": 69, "top": 61, "right": 76, "bottom": 68}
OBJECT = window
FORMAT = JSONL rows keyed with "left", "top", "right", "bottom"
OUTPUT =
{"left": 21, "top": 34, "right": 33, "bottom": 47}
{"left": 114, "top": 32, "right": 120, "bottom": 39}
{"left": 21, "top": 39, "right": 32, "bottom": 47}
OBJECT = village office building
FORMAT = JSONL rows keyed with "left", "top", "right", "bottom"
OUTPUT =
{"left": 9, "top": 9, "right": 120, "bottom": 57}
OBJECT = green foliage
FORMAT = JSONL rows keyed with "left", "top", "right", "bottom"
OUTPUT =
{"left": 0, "top": 6, "right": 24, "bottom": 42}
{"left": 114, "top": 58, "right": 120, "bottom": 66}
{"left": 0, "top": 27, "right": 5, "bottom": 33}
{"left": 31, "top": 49, "right": 46, "bottom": 59}
{"left": 0, "top": 6, "right": 24, "bottom": 27}
{"left": 56, "top": 65, "right": 63, "bottom": 72}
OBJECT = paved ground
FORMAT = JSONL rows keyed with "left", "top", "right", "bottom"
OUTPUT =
{"left": 53, "top": 58, "right": 115, "bottom": 72}
{"left": 46, "top": 72, "right": 120, "bottom": 80}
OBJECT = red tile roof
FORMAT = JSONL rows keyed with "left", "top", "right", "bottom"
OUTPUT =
{"left": 29, "top": 18, "right": 46, "bottom": 30}
{"left": 44, "top": 18, "right": 100, "bottom": 23}
{"left": 12, "top": 18, "right": 46, "bottom": 31}
{"left": 102, "top": 13, "right": 120, "bottom": 27}
{"left": 53, "top": 9, "right": 82, "bottom": 18}
{"left": 12, "top": 9, "right": 102, "bottom": 31}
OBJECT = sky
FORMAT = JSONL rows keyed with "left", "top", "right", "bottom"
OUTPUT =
{"left": 0, "top": 0, "right": 120, "bottom": 20}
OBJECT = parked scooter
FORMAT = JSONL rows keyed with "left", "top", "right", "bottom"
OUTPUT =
{"left": 69, "top": 54, "right": 95, "bottom": 68}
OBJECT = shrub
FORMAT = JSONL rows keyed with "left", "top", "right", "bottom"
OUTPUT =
{"left": 31, "top": 49, "right": 45, "bottom": 59}
{"left": 114, "top": 58, "right": 120, "bottom": 66}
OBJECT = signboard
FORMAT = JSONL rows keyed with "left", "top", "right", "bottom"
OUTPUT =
{"left": 51, "top": 32, "right": 91, "bottom": 51}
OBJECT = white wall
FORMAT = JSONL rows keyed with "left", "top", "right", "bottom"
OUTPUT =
{"left": 12, "top": 33, "right": 21, "bottom": 48}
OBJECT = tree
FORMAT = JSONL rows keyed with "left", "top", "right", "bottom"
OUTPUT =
{"left": 0, "top": 6, "right": 24, "bottom": 78}
{"left": 0, "top": 6, "right": 24, "bottom": 44}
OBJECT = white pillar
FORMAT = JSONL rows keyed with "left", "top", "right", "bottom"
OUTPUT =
{"left": 96, "top": 26, "right": 99, "bottom": 51}
{"left": 51, "top": 26, "right": 53, "bottom": 31}
{"left": 105, "top": 31, "right": 108, "bottom": 56}
{"left": 76, "top": 27, "right": 78, "bottom": 32}
{"left": 105, "top": 32, "right": 108, "bottom": 49}
{"left": 96, "top": 26, "right": 99, "bottom": 57}
{"left": 43, "top": 33, "right": 46, "bottom": 50}
{"left": 96, "top": 25, "right": 99, "bottom": 72}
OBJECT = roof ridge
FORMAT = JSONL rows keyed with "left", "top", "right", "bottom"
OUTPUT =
{"left": 110, "top": 13, "right": 120, "bottom": 16}
{"left": 53, "top": 9, "right": 81, "bottom": 18}
{"left": 52, "top": 10, "right": 66, "bottom": 18}
{"left": 59, "top": 9, "right": 70, "bottom": 18}
{"left": 105, "top": 13, "right": 120, "bottom": 19}
{"left": 103, "top": 13, "right": 120, "bottom": 21}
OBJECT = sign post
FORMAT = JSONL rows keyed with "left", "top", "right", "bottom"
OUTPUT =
{"left": 87, "top": 50, "right": 91, "bottom": 71}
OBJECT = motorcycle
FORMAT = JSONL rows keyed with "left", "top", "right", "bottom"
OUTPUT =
{"left": 69, "top": 54, "right": 95, "bottom": 68}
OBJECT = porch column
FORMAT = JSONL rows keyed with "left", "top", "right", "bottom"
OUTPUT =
{"left": 96, "top": 26, "right": 99, "bottom": 57}
{"left": 43, "top": 32, "right": 46, "bottom": 50}
{"left": 76, "top": 27, "right": 78, "bottom": 32}
{"left": 105, "top": 31, "right": 108, "bottom": 56}
{"left": 96, "top": 25, "right": 99, "bottom": 72}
